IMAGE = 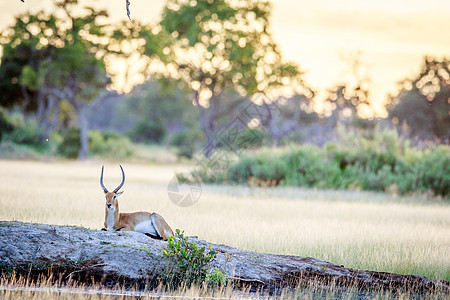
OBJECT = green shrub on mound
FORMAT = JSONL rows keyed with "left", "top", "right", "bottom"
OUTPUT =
{"left": 195, "top": 131, "right": 450, "bottom": 197}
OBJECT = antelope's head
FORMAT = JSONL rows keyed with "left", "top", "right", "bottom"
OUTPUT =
{"left": 100, "top": 165, "right": 125, "bottom": 213}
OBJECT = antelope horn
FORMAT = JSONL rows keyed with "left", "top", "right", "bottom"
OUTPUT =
{"left": 113, "top": 165, "right": 125, "bottom": 193}
{"left": 100, "top": 166, "right": 109, "bottom": 193}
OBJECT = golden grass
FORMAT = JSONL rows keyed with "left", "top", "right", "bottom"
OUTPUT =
{"left": 1, "top": 271, "right": 446, "bottom": 300}
{"left": 0, "top": 272, "right": 240, "bottom": 300}
{"left": 0, "top": 159, "right": 449, "bottom": 283}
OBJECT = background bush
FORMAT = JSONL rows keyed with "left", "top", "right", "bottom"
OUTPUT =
{"left": 0, "top": 111, "right": 59, "bottom": 158}
{"left": 2, "top": 113, "right": 45, "bottom": 148}
{"left": 411, "top": 146, "right": 449, "bottom": 196}
{"left": 195, "top": 130, "right": 450, "bottom": 197}
{"left": 169, "top": 130, "right": 203, "bottom": 159}
{"left": 127, "top": 118, "right": 166, "bottom": 144}
{"left": 57, "top": 127, "right": 81, "bottom": 158}
{"left": 0, "top": 109, "right": 14, "bottom": 142}
{"left": 0, "top": 140, "right": 41, "bottom": 159}
{"left": 58, "top": 128, "right": 134, "bottom": 159}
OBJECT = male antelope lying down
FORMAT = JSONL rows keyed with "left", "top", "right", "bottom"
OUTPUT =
{"left": 100, "top": 165, "right": 174, "bottom": 240}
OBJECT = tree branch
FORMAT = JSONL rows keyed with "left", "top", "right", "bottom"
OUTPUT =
{"left": 126, "top": 0, "right": 131, "bottom": 19}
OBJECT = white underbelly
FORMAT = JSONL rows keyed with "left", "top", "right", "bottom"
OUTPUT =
{"left": 134, "top": 220, "right": 158, "bottom": 237}
{"left": 106, "top": 213, "right": 115, "bottom": 231}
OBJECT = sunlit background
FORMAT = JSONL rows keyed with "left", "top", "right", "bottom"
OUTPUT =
{"left": 2, "top": 0, "right": 449, "bottom": 117}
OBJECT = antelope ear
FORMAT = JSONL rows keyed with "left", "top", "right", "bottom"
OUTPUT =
{"left": 116, "top": 191, "right": 124, "bottom": 197}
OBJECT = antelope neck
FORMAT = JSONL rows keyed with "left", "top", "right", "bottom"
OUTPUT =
{"left": 105, "top": 204, "right": 119, "bottom": 230}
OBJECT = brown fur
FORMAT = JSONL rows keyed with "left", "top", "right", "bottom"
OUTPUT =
{"left": 103, "top": 190, "right": 173, "bottom": 240}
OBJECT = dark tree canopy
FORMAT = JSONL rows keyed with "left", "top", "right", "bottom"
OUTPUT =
{"left": 134, "top": 0, "right": 310, "bottom": 155}
{"left": 155, "top": 0, "right": 305, "bottom": 95}
{"left": 0, "top": 11, "right": 57, "bottom": 110}
{"left": 1, "top": 1, "right": 112, "bottom": 110}
{"left": 1, "top": 0, "right": 125, "bottom": 158}
{"left": 388, "top": 57, "right": 450, "bottom": 141}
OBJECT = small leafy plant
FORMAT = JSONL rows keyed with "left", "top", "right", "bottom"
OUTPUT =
{"left": 206, "top": 267, "right": 228, "bottom": 287}
{"left": 162, "top": 229, "right": 217, "bottom": 287}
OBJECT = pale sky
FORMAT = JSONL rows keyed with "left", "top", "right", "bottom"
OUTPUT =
{"left": 1, "top": 0, "right": 449, "bottom": 116}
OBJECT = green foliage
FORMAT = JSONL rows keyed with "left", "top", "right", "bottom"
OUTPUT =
{"left": 0, "top": 140, "right": 42, "bottom": 159}
{"left": 154, "top": 0, "right": 304, "bottom": 95}
{"left": 100, "top": 136, "right": 134, "bottom": 159}
{"left": 226, "top": 155, "right": 259, "bottom": 184}
{"left": 57, "top": 127, "right": 81, "bottom": 158}
{"left": 218, "top": 128, "right": 266, "bottom": 149}
{"left": 0, "top": 1, "right": 113, "bottom": 111}
{"left": 3, "top": 113, "right": 45, "bottom": 148}
{"left": 235, "top": 148, "right": 289, "bottom": 184}
{"left": 198, "top": 130, "right": 450, "bottom": 197}
{"left": 283, "top": 146, "right": 340, "bottom": 188}
{"left": 411, "top": 146, "right": 450, "bottom": 196}
{"left": 20, "top": 65, "right": 39, "bottom": 91}
{"left": 0, "top": 109, "right": 14, "bottom": 141}
{"left": 88, "top": 130, "right": 105, "bottom": 153}
{"left": 138, "top": 0, "right": 308, "bottom": 155}
{"left": 119, "top": 80, "right": 198, "bottom": 133}
{"left": 0, "top": 0, "right": 127, "bottom": 159}
{"left": 162, "top": 229, "right": 218, "bottom": 287}
{"left": 127, "top": 118, "right": 166, "bottom": 144}
{"left": 0, "top": 111, "right": 59, "bottom": 158}
{"left": 58, "top": 128, "right": 134, "bottom": 159}
{"left": 0, "top": 15, "right": 42, "bottom": 108}
{"left": 169, "top": 130, "right": 203, "bottom": 159}
{"left": 205, "top": 267, "right": 228, "bottom": 287}
{"left": 5, "top": 123, "right": 44, "bottom": 148}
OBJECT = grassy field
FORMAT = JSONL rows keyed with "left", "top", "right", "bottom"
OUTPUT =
{"left": 0, "top": 159, "right": 449, "bottom": 286}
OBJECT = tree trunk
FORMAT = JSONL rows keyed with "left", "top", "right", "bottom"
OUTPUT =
{"left": 77, "top": 107, "right": 89, "bottom": 160}
{"left": 204, "top": 111, "right": 216, "bottom": 158}
{"left": 0, "top": 221, "right": 448, "bottom": 295}
{"left": 198, "top": 105, "right": 212, "bottom": 157}
{"left": 41, "top": 95, "right": 59, "bottom": 136}
{"left": 72, "top": 90, "right": 118, "bottom": 160}
{"left": 49, "top": 98, "right": 60, "bottom": 132}
{"left": 36, "top": 92, "right": 46, "bottom": 123}
{"left": 198, "top": 95, "right": 219, "bottom": 158}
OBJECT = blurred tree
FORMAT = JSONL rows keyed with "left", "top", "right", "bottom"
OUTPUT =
{"left": 262, "top": 95, "right": 318, "bottom": 147}
{"left": 324, "top": 84, "right": 370, "bottom": 125}
{"left": 1, "top": 0, "right": 121, "bottom": 159}
{"left": 127, "top": 118, "right": 167, "bottom": 144}
{"left": 120, "top": 80, "right": 198, "bottom": 135}
{"left": 0, "top": 12, "right": 52, "bottom": 112}
{"left": 388, "top": 57, "right": 450, "bottom": 141}
{"left": 137, "top": 0, "right": 309, "bottom": 156}
{"left": 324, "top": 52, "right": 372, "bottom": 123}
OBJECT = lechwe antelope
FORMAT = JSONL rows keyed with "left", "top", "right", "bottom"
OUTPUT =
{"left": 100, "top": 165, "right": 173, "bottom": 240}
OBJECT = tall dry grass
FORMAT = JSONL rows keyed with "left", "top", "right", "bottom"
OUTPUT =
{"left": 0, "top": 159, "right": 449, "bottom": 282}
{"left": 2, "top": 271, "right": 445, "bottom": 300}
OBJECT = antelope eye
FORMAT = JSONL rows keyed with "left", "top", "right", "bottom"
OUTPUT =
{"left": 113, "top": 195, "right": 116, "bottom": 199}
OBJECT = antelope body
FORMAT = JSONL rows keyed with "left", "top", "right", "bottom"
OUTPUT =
{"left": 101, "top": 165, "right": 173, "bottom": 240}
